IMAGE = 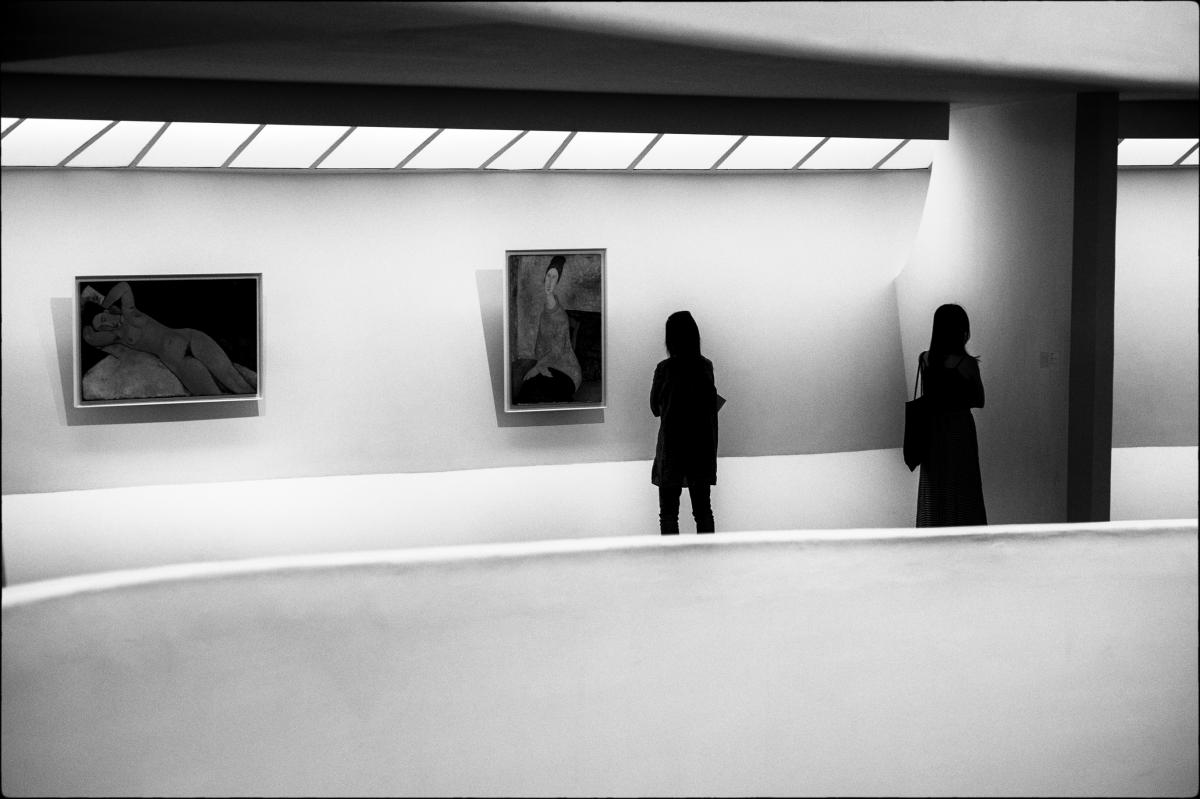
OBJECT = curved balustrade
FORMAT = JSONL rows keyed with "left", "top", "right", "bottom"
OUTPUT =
{"left": 3, "top": 521, "right": 1197, "bottom": 797}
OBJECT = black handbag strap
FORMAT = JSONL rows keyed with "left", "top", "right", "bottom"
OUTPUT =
{"left": 913, "top": 356, "right": 924, "bottom": 400}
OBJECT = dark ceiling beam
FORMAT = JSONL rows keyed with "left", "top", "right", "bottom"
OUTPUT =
{"left": 0, "top": 73, "right": 950, "bottom": 140}
{"left": 1118, "top": 100, "right": 1199, "bottom": 138}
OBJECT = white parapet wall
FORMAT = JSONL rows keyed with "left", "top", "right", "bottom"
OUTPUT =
{"left": 3, "top": 520, "right": 1196, "bottom": 797}
{"left": 1, "top": 450, "right": 920, "bottom": 584}
{"left": 4, "top": 446, "right": 1194, "bottom": 586}
{"left": 1110, "top": 446, "right": 1199, "bottom": 521}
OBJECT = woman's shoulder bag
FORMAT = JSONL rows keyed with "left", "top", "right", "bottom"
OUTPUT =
{"left": 903, "top": 357, "right": 930, "bottom": 472}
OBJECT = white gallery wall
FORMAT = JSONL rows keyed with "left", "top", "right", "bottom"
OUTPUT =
{"left": 1, "top": 168, "right": 928, "bottom": 494}
{"left": 2, "top": 99, "right": 1197, "bottom": 584}
{"left": 1113, "top": 168, "right": 1198, "bottom": 446}
{"left": 1110, "top": 167, "right": 1199, "bottom": 521}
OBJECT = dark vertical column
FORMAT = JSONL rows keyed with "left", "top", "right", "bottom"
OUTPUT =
{"left": 1067, "top": 92, "right": 1118, "bottom": 521}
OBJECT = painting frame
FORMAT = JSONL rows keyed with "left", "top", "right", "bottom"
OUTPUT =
{"left": 73, "top": 273, "right": 263, "bottom": 408}
{"left": 503, "top": 248, "right": 606, "bottom": 413}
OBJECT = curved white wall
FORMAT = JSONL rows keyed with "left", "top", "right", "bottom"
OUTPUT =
{"left": 4, "top": 130, "right": 1197, "bottom": 581}
{"left": 1111, "top": 446, "right": 1199, "bottom": 521}
{"left": 1, "top": 450, "right": 919, "bottom": 585}
{"left": 1, "top": 169, "right": 928, "bottom": 495}
{"left": 897, "top": 96, "right": 1077, "bottom": 523}
{"left": 1113, "top": 168, "right": 1199, "bottom": 448}
{"left": 4, "top": 521, "right": 1196, "bottom": 797}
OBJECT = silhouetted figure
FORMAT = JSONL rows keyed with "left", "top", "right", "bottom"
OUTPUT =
{"left": 651, "top": 311, "right": 720, "bottom": 534}
{"left": 916, "top": 303, "right": 986, "bottom": 526}
{"left": 516, "top": 255, "right": 582, "bottom": 404}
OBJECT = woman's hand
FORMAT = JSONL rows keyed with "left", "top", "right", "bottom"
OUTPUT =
{"left": 81, "top": 286, "right": 104, "bottom": 305}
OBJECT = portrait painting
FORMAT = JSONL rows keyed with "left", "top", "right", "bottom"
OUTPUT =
{"left": 73, "top": 274, "right": 262, "bottom": 407}
{"left": 504, "top": 249, "right": 605, "bottom": 412}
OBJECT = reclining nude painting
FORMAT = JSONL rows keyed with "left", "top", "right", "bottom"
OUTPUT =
{"left": 74, "top": 274, "right": 261, "bottom": 407}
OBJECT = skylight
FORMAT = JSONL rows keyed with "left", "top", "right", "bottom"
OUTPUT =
{"left": 137, "top": 122, "right": 262, "bottom": 168}
{"left": 316, "top": 127, "right": 438, "bottom": 169}
{"left": 550, "top": 132, "right": 658, "bottom": 169}
{"left": 402, "top": 129, "right": 522, "bottom": 169}
{"left": 7, "top": 117, "right": 1200, "bottom": 174}
{"left": 716, "top": 136, "right": 823, "bottom": 169}
{"left": 64, "top": 120, "right": 165, "bottom": 167}
{"left": 634, "top": 133, "right": 743, "bottom": 170}
{"left": 0, "top": 118, "right": 113, "bottom": 166}
{"left": 1117, "top": 138, "right": 1199, "bottom": 166}
{"left": 228, "top": 124, "right": 351, "bottom": 168}
{"left": 800, "top": 137, "right": 903, "bottom": 170}
{"left": 486, "top": 130, "right": 571, "bottom": 170}
{"left": 877, "top": 139, "right": 941, "bottom": 169}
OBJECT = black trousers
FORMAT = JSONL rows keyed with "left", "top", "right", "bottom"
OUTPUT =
{"left": 658, "top": 484, "right": 714, "bottom": 535}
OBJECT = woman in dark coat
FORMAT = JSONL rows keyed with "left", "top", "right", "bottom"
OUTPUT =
{"left": 916, "top": 303, "right": 987, "bottom": 527}
{"left": 651, "top": 311, "right": 720, "bottom": 535}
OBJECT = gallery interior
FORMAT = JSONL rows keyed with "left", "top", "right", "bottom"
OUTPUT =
{"left": 2, "top": 2, "right": 1197, "bottom": 796}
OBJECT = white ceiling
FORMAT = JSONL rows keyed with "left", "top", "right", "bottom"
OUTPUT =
{"left": 3, "top": 1, "right": 1197, "bottom": 104}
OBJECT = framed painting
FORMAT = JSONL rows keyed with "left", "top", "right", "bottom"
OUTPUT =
{"left": 503, "top": 249, "right": 605, "bottom": 412}
{"left": 73, "top": 274, "right": 262, "bottom": 407}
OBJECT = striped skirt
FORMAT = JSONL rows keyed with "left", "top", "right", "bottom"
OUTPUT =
{"left": 916, "top": 409, "right": 987, "bottom": 527}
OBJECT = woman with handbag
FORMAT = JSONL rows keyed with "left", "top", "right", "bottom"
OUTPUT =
{"left": 650, "top": 311, "right": 722, "bottom": 535}
{"left": 914, "top": 303, "right": 987, "bottom": 527}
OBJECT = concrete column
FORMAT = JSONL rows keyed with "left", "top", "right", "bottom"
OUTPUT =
{"left": 1067, "top": 92, "right": 1118, "bottom": 521}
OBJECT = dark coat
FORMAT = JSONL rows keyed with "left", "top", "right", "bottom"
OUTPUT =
{"left": 650, "top": 355, "right": 719, "bottom": 487}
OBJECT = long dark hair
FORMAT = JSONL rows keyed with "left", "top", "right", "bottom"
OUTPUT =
{"left": 928, "top": 303, "right": 978, "bottom": 361}
{"left": 665, "top": 310, "right": 701, "bottom": 358}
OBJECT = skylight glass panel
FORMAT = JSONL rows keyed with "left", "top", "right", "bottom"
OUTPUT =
{"left": 402, "top": 128, "right": 521, "bottom": 169}
{"left": 1, "top": 118, "right": 19, "bottom": 134}
{"left": 486, "top": 130, "right": 571, "bottom": 169}
{"left": 66, "top": 120, "right": 165, "bottom": 167}
{"left": 1181, "top": 145, "right": 1199, "bottom": 166}
{"left": 137, "top": 122, "right": 259, "bottom": 167}
{"left": 0, "top": 118, "right": 112, "bottom": 166}
{"left": 635, "top": 133, "right": 742, "bottom": 169}
{"left": 550, "top": 132, "right": 657, "bottom": 169}
{"left": 1117, "top": 138, "right": 1198, "bottom": 166}
{"left": 317, "top": 127, "right": 437, "bottom": 169}
{"left": 799, "top": 137, "right": 902, "bottom": 169}
{"left": 877, "top": 139, "right": 941, "bottom": 169}
{"left": 716, "top": 136, "right": 823, "bottom": 169}
{"left": 228, "top": 124, "right": 350, "bottom": 168}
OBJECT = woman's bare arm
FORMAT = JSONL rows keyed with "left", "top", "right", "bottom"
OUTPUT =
{"left": 82, "top": 327, "right": 119, "bottom": 348}
{"left": 102, "top": 282, "right": 134, "bottom": 311}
